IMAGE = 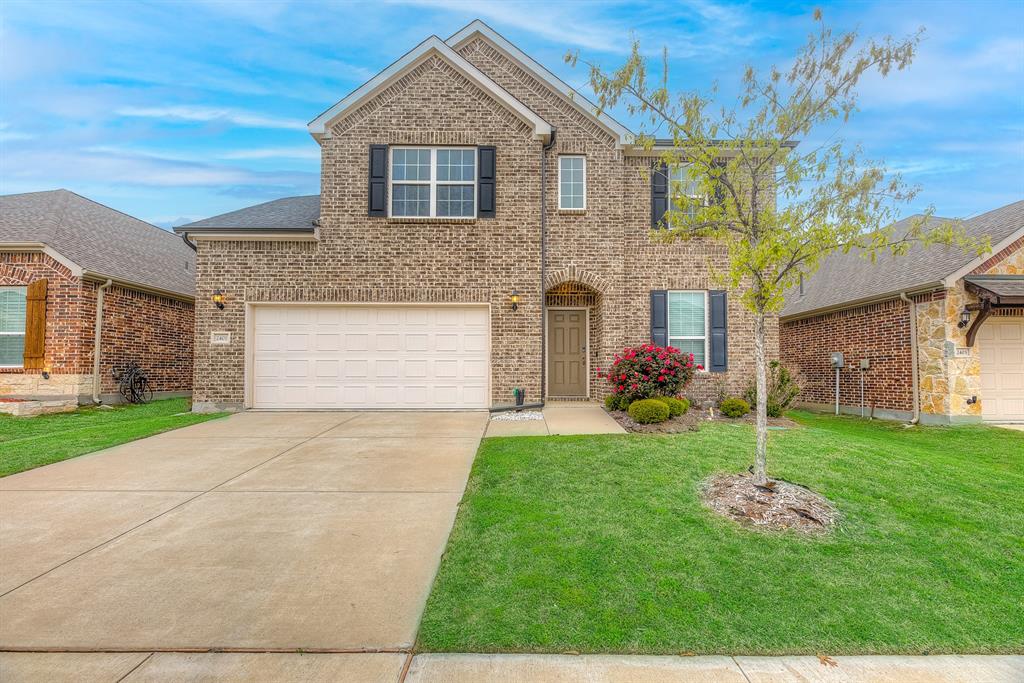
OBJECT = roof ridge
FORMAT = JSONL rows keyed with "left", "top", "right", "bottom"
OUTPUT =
{"left": 59, "top": 189, "right": 176, "bottom": 240}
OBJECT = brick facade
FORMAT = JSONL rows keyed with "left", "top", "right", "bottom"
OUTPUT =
{"left": 780, "top": 296, "right": 926, "bottom": 415}
{"left": 1, "top": 251, "right": 194, "bottom": 400}
{"left": 190, "top": 37, "right": 777, "bottom": 409}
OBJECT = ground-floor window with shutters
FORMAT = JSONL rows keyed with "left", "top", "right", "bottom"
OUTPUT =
{"left": 668, "top": 290, "right": 708, "bottom": 368}
{"left": 0, "top": 286, "right": 27, "bottom": 368}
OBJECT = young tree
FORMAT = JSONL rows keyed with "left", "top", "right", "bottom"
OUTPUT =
{"left": 570, "top": 11, "right": 977, "bottom": 484}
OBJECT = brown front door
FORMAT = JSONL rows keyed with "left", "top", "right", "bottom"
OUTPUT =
{"left": 547, "top": 309, "right": 587, "bottom": 397}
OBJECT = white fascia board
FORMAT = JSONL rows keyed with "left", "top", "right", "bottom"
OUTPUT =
{"left": 307, "top": 35, "right": 551, "bottom": 142}
{"left": 0, "top": 242, "right": 84, "bottom": 276}
{"left": 446, "top": 20, "right": 635, "bottom": 147}
{"left": 942, "top": 224, "right": 1024, "bottom": 288}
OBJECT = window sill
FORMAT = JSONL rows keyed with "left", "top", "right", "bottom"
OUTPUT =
{"left": 386, "top": 217, "right": 478, "bottom": 224}
{"left": 557, "top": 209, "right": 587, "bottom": 215}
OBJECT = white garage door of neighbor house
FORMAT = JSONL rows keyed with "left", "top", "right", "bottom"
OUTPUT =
{"left": 979, "top": 318, "right": 1024, "bottom": 422}
{"left": 251, "top": 305, "right": 489, "bottom": 409}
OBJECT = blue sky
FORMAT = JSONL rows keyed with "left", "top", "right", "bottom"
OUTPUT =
{"left": 1, "top": 0, "right": 1021, "bottom": 228}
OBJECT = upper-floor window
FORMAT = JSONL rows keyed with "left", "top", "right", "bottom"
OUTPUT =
{"left": 0, "top": 286, "right": 27, "bottom": 368}
{"left": 390, "top": 147, "right": 476, "bottom": 218}
{"left": 668, "top": 290, "right": 707, "bottom": 369}
{"left": 668, "top": 163, "right": 702, "bottom": 219}
{"left": 558, "top": 156, "right": 586, "bottom": 210}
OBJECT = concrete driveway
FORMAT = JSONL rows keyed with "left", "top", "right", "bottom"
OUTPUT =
{"left": 0, "top": 411, "right": 486, "bottom": 681}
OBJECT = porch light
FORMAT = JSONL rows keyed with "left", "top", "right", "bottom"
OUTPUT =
{"left": 510, "top": 289, "right": 520, "bottom": 311}
{"left": 212, "top": 289, "right": 226, "bottom": 310}
{"left": 957, "top": 308, "right": 971, "bottom": 328}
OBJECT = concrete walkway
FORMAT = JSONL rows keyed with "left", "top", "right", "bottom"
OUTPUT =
{"left": 485, "top": 400, "right": 625, "bottom": 437}
{"left": 0, "top": 411, "right": 486, "bottom": 658}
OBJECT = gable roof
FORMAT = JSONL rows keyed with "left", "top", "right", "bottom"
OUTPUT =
{"left": 176, "top": 195, "right": 319, "bottom": 234}
{"left": 782, "top": 200, "right": 1024, "bottom": 319}
{"left": 307, "top": 35, "right": 552, "bottom": 142}
{"left": 445, "top": 20, "right": 635, "bottom": 146}
{"left": 0, "top": 189, "right": 195, "bottom": 298}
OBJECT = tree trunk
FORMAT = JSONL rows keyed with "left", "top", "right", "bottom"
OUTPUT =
{"left": 752, "top": 310, "right": 769, "bottom": 484}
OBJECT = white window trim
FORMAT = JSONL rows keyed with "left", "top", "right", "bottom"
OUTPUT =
{"left": 558, "top": 155, "right": 586, "bottom": 210}
{"left": 667, "top": 289, "right": 709, "bottom": 371}
{"left": 388, "top": 146, "right": 477, "bottom": 219}
{"left": 0, "top": 286, "right": 26, "bottom": 369}
{"left": 667, "top": 163, "right": 706, "bottom": 217}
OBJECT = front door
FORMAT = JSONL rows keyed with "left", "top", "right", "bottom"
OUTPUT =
{"left": 547, "top": 309, "right": 587, "bottom": 397}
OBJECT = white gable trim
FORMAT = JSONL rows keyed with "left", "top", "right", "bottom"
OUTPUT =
{"left": 446, "top": 20, "right": 635, "bottom": 147}
{"left": 0, "top": 242, "right": 84, "bottom": 276}
{"left": 942, "top": 224, "right": 1024, "bottom": 288}
{"left": 307, "top": 36, "right": 552, "bottom": 142}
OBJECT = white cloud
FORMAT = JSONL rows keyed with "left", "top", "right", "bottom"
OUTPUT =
{"left": 115, "top": 105, "right": 306, "bottom": 130}
{"left": 219, "top": 146, "right": 321, "bottom": 160}
{"left": 0, "top": 122, "right": 35, "bottom": 142}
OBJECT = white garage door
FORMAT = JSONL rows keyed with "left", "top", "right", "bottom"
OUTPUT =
{"left": 250, "top": 305, "right": 489, "bottom": 409}
{"left": 979, "top": 317, "right": 1024, "bottom": 422}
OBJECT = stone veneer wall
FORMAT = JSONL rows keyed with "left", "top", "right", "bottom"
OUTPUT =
{"left": 190, "top": 41, "right": 777, "bottom": 408}
{"left": 1, "top": 251, "right": 194, "bottom": 400}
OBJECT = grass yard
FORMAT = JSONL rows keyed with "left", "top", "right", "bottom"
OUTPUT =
{"left": 419, "top": 412, "right": 1024, "bottom": 655}
{"left": 0, "top": 398, "right": 226, "bottom": 477}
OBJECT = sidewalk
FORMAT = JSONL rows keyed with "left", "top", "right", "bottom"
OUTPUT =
{"left": 406, "top": 653, "right": 1024, "bottom": 682}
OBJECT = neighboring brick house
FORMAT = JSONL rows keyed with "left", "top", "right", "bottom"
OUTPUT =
{"left": 1, "top": 189, "right": 195, "bottom": 406}
{"left": 176, "top": 21, "right": 777, "bottom": 412}
{"left": 781, "top": 201, "right": 1024, "bottom": 424}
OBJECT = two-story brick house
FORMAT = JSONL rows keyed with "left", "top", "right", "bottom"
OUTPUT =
{"left": 176, "top": 21, "right": 776, "bottom": 412}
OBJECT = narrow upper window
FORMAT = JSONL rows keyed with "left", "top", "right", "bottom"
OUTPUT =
{"left": 668, "top": 163, "right": 702, "bottom": 219}
{"left": 667, "top": 290, "right": 708, "bottom": 369}
{"left": 0, "top": 286, "right": 27, "bottom": 368}
{"left": 558, "top": 156, "right": 586, "bottom": 210}
{"left": 390, "top": 147, "right": 475, "bottom": 218}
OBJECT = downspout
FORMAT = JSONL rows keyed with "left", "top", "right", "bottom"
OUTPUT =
{"left": 539, "top": 128, "right": 557, "bottom": 402}
{"left": 92, "top": 279, "right": 113, "bottom": 404}
{"left": 899, "top": 292, "right": 920, "bottom": 425}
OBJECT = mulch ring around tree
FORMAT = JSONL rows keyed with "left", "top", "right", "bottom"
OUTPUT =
{"left": 701, "top": 472, "right": 838, "bottom": 534}
{"left": 606, "top": 406, "right": 799, "bottom": 434}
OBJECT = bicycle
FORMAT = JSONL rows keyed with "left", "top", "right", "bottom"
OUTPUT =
{"left": 113, "top": 361, "right": 154, "bottom": 404}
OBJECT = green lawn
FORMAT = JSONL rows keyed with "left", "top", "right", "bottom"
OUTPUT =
{"left": 0, "top": 398, "right": 226, "bottom": 477}
{"left": 419, "top": 412, "right": 1024, "bottom": 655}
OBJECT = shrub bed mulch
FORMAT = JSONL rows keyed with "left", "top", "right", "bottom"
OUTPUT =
{"left": 701, "top": 472, "right": 838, "bottom": 534}
{"left": 605, "top": 406, "right": 798, "bottom": 434}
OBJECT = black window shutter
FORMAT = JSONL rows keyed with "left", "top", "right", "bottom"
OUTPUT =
{"left": 710, "top": 159, "right": 726, "bottom": 205}
{"left": 650, "top": 290, "right": 668, "bottom": 347}
{"left": 651, "top": 161, "right": 668, "bottom": 228}
{"left": 368, "top": 144, "right": 388, "bottom": 217}
{"left": 478, "top": 146, "right": 496, "bottom": 218}
{"left": 709, "top": 290, "right": 728, "bottom": 372}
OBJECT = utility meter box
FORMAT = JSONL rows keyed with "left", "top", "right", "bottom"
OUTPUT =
{"left": 860, "top": 358, "right": 870, "bottom": 370}
{"left": 830, "top": 352, "right": 845, "bottom": 369}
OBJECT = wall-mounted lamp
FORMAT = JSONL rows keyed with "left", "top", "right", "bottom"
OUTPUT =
{"left": 212, "top": 289, "right": 226, "bottom": 310}
{"left": 510, "top": 289, "right": 520, "bottom": 312}
{"left": 957, "top": 308, "right": 971, "bottom": 329}
{"left": 41, "top": 369, "right": 50, "bottom": 380}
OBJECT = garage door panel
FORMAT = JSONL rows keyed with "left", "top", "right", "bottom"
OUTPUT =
{"left": 252, "top": 305, "right": 489, "bottom": 409}
{"left": 980, "top": 319, "right": 1024, "bottom": 422}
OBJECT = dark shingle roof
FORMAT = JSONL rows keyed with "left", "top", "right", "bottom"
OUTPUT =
{"left": 782, "top": 200, "right": 1024, "bottom": 318}
{"left": 964, "top": 275, "right": 1024, "bottom": 298}
{"left": 176, "top": 195, "right": 319, "bottom": 231}
{"left": 0, "top": 189, "right": 195, "bottom": 297}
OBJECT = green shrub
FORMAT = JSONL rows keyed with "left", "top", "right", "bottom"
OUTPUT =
{"left": 719, "top": 397, "right": 750, "bottom": 418}
{"left": 744, "top": 361, "right": 800, "bottom": 417}
{"left": 628, "top": 398, "right": 670, "bottom": 424}
{"left": 653, "top": 396, "right": 687, "bottom": 417}
{"left": 604, "top": 394, "right": 619, "bottom": 411}
{"left": 677, "top": 397, "right": 690, "bottom": 415}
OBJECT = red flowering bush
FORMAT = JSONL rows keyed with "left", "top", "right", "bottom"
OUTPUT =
{"left": 597, "top": 343, "right": 698, "bottom": 405}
